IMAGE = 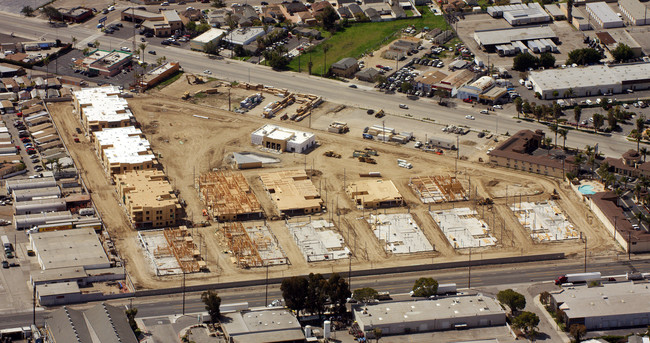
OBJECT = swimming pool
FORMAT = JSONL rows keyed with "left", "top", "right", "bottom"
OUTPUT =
{"left": 578, "top": 184, "right": 596, "bottom": 195}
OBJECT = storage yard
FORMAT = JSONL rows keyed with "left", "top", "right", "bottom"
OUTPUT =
{"left": 39, "top": 77, "right": 621, "bottom": 289}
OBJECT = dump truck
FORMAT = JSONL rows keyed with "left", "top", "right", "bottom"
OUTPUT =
{"left": 358, "top": 156, "right": 376, "bottom": 164}
{"left": 555, "top": 272, "right": 601, "bottom": 285}
{"left": 323, "top": 151, "right": 341, "bottom": 158}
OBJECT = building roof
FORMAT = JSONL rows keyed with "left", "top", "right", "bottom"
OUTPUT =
{"left": 544, "top": 4, "right": 564, "bottom": 17}
{"left": 31, "top": 228, "right": 110, "bottom": 270}
{"left": 37, "top": 282, "right": 80, "bottom": 297}
{"left": 221, "top": 309, "right": 304, "bottom": 343}
{"left": 474, "top": 26, "right": 557, "bottom": 46}
{"left": 115, "top": 170, "right": 179, "bottom": 210}
{"left": 529, "top": 63, "right": 650, "bottom": 92}
{"left": 346, "top": 179, "right": 403, "bottom": 204}
{"left": 122, "top": 7, "right": 164, "bottom": 20}
{"left": 354, "top": 295, "right": 505, "bottom": 330}
{"left": 618, "top": 0, "right": 650, "bottom": 22}
{"left": 588, "top": 191, "right": 650, "bottom": 242}
{"left": 94, "top": 126, "right": 155, "bottom": 167}
{"left": 332, "top": 57, "right": 358, "bottom": 70}
{"left": 223, "top": 27, "right": 266, "bottom": 46}
{"left": 356, "top": 67, "right": 380, "bottom": 79}
{"left": 259, "top": 169, "right": 323, "bottom": 212}
{"left": 31, "top": 267, "right": 87, "bottom": 284}
{"left": 46, "top": 303, "right": 138, "bottom": 343}
{"left": 488, "top": 129, "right": 572, "bottom": 171}
{"left": 252, "top": 124, "right": 314, "bottom": 145}
{"left": 192, "top": 28, "right": 227, "bottom": 43}
{"left": 552, "top": 281, "right": 650, "bottom": 319}
{"left": 162, "top": 9, "right": 182, "bottom": 22}
{"left": 73, "top": 86, "right": 132, "bottom": 125}
{"left": 586, "top": 2, "right": 623, "bottom": 25}
{"left": 312, "top": 0, "right": 333, "bottom": 12}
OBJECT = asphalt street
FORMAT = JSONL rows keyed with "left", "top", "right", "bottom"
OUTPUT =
{"left": 1, "top": 256, "right": 648, "bottom": 330}
{"left": 0, "top": 11, "right": 638, "bottom": 158}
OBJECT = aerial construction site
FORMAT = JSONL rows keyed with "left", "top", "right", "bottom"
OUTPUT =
{"left": 44, "top": 75, "right": 621, "bottom": 289}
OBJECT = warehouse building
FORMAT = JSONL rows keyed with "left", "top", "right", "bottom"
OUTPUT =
{"left": 139, "top": 62, "right": 180, "bottom": 89}
{"left": 488, "top": 3, "right": 550, "bottom": 26}
{"left": 221, "top": 309, "right": 305, "bottom": 343}
{"left": 596, "top": 31, "right": 643, "bottom": 58}
{"left": 544, "top": 4, "right": 565, "bottom": 20}
{"left": 6, "top": 176, "right": 56, "bottom": 193}
{"left": 346, "top": 179, "right": 404, "bottom": 209}
{"left": 12, "top": 186, "right": 61, "bottom": 202}
{"left": 190, "top": 28, "right": 227, "bottom": 51}
{"left": 93, "top": 126, "right": 157, "bottom": 177}
{"left": 251, "top": 124, "right": 316, "bottom": 153}
{"left": 354, "top": 295, "right": 506, "bottom": 337}
{"left": 551, "top": 281, "right": 650, "bottom": 330}
{"left": 473, "top": 26, "right": 557, "bottom": 50}
{"left": 223, "top": 27, "right": 266, "bottom": 46}
{"left": 72, "top": 87, "right": 133, "bottom": 133}
{"left": 456, "top": 76, "right": 495, "bottom": 101}
{"left": 619, "top": 0, "right": 650, "bottom": 26}
{"left": 586, "top": 2, "right": 624, "bottom": 28}
{"left": 45, "top": 303, "right": 138, "bottom": 343}
{"left": 14, "top": 211, "right": 73, "bottom": 231}
{"left": 13, "top": 198, "right": 67, "bottom": 215}
{"left": 259, "top": 169, "right": 323, "bottom": 215}
{"left": 115, "top": 170, "right": 181, "bottom": 229}
{"left": 529, "top": 62, "right": 650, "bottom": 99}
{"left": 30, "top": 228, "right": 110, "bottom": 270}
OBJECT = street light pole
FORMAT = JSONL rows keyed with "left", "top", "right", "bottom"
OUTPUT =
{"left": 468, "top": 248, "right": 472, "bottom": 288}
{"left": 584, "top": 236, "right": 587, "bottom": 272}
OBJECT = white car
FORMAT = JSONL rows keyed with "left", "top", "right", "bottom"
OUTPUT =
{"left": 204, "top": 70, "right": 212, "bottom": 74}
{"left": 493, "top": 104, "right": 502, "bottom": 109}
{"left": 518, "top": 79, "right": 525, "bottom": 85}
{"left": 585, "top": 99, "right": 593, "bottom": 105}
{"left": 480, "top": 109, "right": 489, "bottom": 114}
{"left": 465, "top": 115, "right": 475, "bottom": 120}
{"left": 399, "top": 104, "right": 408, "bottom": 109}
{"left": 120, "top": 46, "right": 131, "bottom": 52}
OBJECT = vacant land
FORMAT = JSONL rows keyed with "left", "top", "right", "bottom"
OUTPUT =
{"left": 288, "top": 7, "right": 450, "bottom": 76}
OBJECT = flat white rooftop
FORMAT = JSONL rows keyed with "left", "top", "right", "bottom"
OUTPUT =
{"left": 286, "top": 220, "right": 349, "bottom": 262}
{"left": 529, "top": 63, "right": 650, "bottom": 90}
{"left": 586, "top": 2, "right": 623, "bottom": 25}
{"left": 511, "top": 201, "right": 579, "bottom": 241}
{"left": 252, "top": 124, "right": 315, "bottom": 145}
{"left": 73, "top": 86, "right": 132, "bottom": 124}
{"left": 553, "top": 281, "right": 650, "bottom": 319}
{"left": 192, "top": 28, "right": 227, "bottom": 43}
{"left": 367, "top": 213, "right": 434, "bottom": 254}
{"left": 94, "top": 126, "right": 155, "bottom": 166}
{"left": 30, "top": 228, "right": 110, "bottom": 270}
{"left": 430, "top": 208, "right": 497, "bottom": 249}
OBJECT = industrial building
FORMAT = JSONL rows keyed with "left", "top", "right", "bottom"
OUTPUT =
{"left": 409, "top": 175, "right": 466, "bottom": 203}
{"left": 511, "top": 201, "right": 579, "bottom": 242}
{"left": 287, "top": 220, "right": 349, "bottom": 262}
{"left": 14, "top": 211, "right": 73, "bottom": 231}
{"left": 259, "top": 170, "right": 323, "bottom": 215}
{"left": 190, "top": 28, "right": 227, "bottom": 51}
{"left": 6, "top": 176, "right": 57, "bottom": 193}
{"left": 619, "top": 0, "right": 650, "bottom": 26}
{"left": 93, "top": 126, "right": 157, "bottom": 176}
{"left": 44, "top": 303, "right": 138, "bottom": 343}
{"left": 346, "top": 179, "right": 404, "bottom": 209}
{"left": 456, "top": 76, "right": 497, "bottom": 102}
{"left": 431, "top": 208, "right": 498, "bottom": 249}
{"left": 354, "top": 295, "right": 506, "bottom": 337}
{"left": 487, "top": 3, "right": 550, "bottom": 26}
{"left": 223, "top": 27, "right": 267, "bottom": 46}
{"left": 473, "top": 26, "right": 557, "bottom": 50}
{"left": 529, "top": 63, "right": 650, "bottom": 99}
{"left": 488, "top": 130, "right": 576, "bottom": 177}
{"left": 115, "top": 170, "right": 182, "bottom": 229}
{"left": 12, "top": 186, "right": 60, "bottom": 202}
{"left": 198, "top": 171, "right": 263, "bottom": 221}
{"left": 72, "top": 86, "right": 133, "bottom": 133}
{"left": 13, "top": 198, "right": 67, "bottom": 215}
{"left": 551, "top": 281, "right": 650, "bottom": 330}
{"left": 367, "top": 214, "right": 434, "bottom": 254}
{"left": 30, "top": 228, "right": 110, "bottom": 271}
{"left": 78, "top": 49, "right": 133, "bottom": 77}
{"left": 251, "top": 124, "right": 316, "bottom": 153}
{"left": 586, "top": 2, "right": 624, "bottom": 28}
{"left": 223, "top": 222, "right": 288, "bottom": 267}
{"left": 221, "top": 309, "right": 305, "bottom": 343}
{"left": 596, "top": 31, "right": 644, "bottom": 58}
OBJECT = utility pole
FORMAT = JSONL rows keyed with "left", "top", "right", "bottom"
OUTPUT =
{"left": 265, "top": 263, "right": 269, "bottom": 306}
{"left": 33, "top": 286, "right": 36, "bottom": 327}
{"left": 583, "top": 236, "right": 587, "bottom": 272}
{"left": 348, "top": 252, "right": 352, "bottom": 290}
{"left": 468, "top": 248, "right": 472, "bottom": 289}
{"left": 628, "top": 232, "right": 632, "bottom": 260}
{"left": 182, "top": 271, "right": 186, "bottom": 315}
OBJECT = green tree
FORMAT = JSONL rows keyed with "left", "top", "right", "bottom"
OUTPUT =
{"left": 400, "top": 82, "right": 413, "bottom": 93}
{"left": 559, "top": 128, "right": 568, "bottom": 150}
{"left": 372, "top": 327, "right": 382, "bottom": 343}
{"left": 569, "top": 324, "right": 587, "bottom": 343}
{"left": 539, "top": 52, "right": 555, "bottom": 69}
{"left": 204, "top": 41, "right": 219, "bottom": 55}
{"left": 513, "top": 311, "right": 539, "bottom": 338}
{"left": 435, "top": 89, "right": 451, "bottom": 103}
{"left": 567, "top": 0, "right": 574, "bottom": 22}
{"left": 522, "top": 100, "right": 532, "bottom": 114}
{"left": 352, "top": 287, "right": 379, "bottom": 304}
{"left": 186, "top": 21, "right": 197, "bottom": 33}
{"left": 497, "top": 289, "right": 526, "bottom": 314}
{"left": 281, "top": 276, "right": 308, "bottom": 313}
{"left": 607, "top": 109, "right": 617, "bottom": 130}
{"left": 574, "top": 106, "right": 582, "bottom": 128}
{"left": 612, "top": 43, "right": 634, "bottom": 62}
{"left": 21, "top": 6, "right": 34, "bottom": 16}
{"left": 305, "top": 273, "right": 328, "bottom": 318}
{"left": 327, "top": 273, "right": 351, "bottom": 315}
{"left": 263, "top": 48, "right": 290, "bottom": 70}
{"left": 514, "top": 97, "right": 523, "bottom": 116}
{"left": 42, "top": 6, "right": 63, "bottom": 21}
{"left": 125, "top": 307, "right": 141, "bottom": 337}
{"left": 317, "top": 6, "right": 339, "bottom": 31}
{"left": 201, "top": 290, "right": 222, "bottom": 323}
{"left": 211, "top": 0, "right": 226, "bottom": 7}
{"left": 513, "top": 53, "right": 539, "bottom": 71}
{"left": 322, "top": 43, "right": 331, "bottom": 77}
{"left": 592, "top": 113, "right": 605, "bottom": 132}
{"left": 412, "top": 277, "right": 438, "bottom": 297}
{"left": 567, "top": 48, "right": 602, "bottom": 65}
{"left": 636, "top": 116, "right": 645, "bottom": 151}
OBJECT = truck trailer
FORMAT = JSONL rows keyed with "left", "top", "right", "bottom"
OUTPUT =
{"left": 555, "top": 272, "right": 601, "bottom": 285}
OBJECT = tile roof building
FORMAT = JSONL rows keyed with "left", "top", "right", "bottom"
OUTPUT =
{"left": 45, "top": 303, "right": 138, "bottom": 343}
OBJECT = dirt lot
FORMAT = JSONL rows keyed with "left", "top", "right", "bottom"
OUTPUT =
{"left": 48, "top": 75, "right": 620, "bottom": 289}
{"left": 455, "top": 13, "right": 589, "bottom": 68}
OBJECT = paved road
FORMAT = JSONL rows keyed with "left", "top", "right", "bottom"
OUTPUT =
{"left": 2, "top": 256, "right": 648, "bottom": 330}
{"left": 0, "top": 11, "right": 637, "bottom": 158}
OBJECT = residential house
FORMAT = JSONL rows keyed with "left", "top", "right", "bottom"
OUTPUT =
{"left": 356, "top": 68, "right": 381, "bottom": 82}
{"left": 330, "top": 57, "right": 359, "bottom": 78}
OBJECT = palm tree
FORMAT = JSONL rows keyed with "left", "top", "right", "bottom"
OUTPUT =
{"left": 592, "top": 113, "right": 604, "bottom": 133}
{"left": 545, "top": 137, "right": 553, "bottom": 155}
{"left": 574, "top": 106, "right": 582, "bottom": 128}
{"left": 139, "top": 42, "right": 147, "bottom": 63}
{"left": 641, "top": 147, "right": 648, "bottom": 163}
{"left": 559, "top": 128, "right": 568, "bottom": 150}
{"left": 322, "top": 43, "right": 331, "bottom": 77}
{"left": 573, "top": 152, "right": 584, "bottom": 176}
{"left": 550, "top": 123, "right": 559, "bottom": 146}
{"left": 71, "top": 36, "right": 77, "bottom": 49}
{"left": 636, "top": 117, "right": 645, "bottom": 152}
{"left": 634, "top": 183, "right": 643, "bottom": 202}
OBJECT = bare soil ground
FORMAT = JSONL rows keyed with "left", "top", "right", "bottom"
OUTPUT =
{"left": 48, "top": 75, "right": 620, "bottom": 289}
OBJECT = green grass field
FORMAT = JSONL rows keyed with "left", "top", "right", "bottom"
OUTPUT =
{"left": 287, "top": 7, "right": 450, "bottom": 76}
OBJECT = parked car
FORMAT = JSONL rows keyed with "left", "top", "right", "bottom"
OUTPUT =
{"left": 480, "top": 109, "right": 489, "bottom": 114}
{"left": 399, "top": 104, "right": 408, "bottom": 109}
{"left": 148, "top": 50, "right": 157, "bottom": 55}
{"left": 465, "top": 115, "right": 475, "bottom": 120}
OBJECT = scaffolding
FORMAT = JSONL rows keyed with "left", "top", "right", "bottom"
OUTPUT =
{"left": 409, "top": 175, "right": 467, "bottom": 204}
{"left": 163, "top": 226, "right": 205, "bottom": 273}
{"left": 222, "top": 222, "right": 287, "bottom": 268}
{"left": 198, "top": 171, "right": 263, "bottom": 221}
